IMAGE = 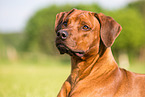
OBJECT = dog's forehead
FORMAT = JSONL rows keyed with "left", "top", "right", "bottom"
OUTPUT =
{"left": 65, "top": 9, "right": 92, "bottom": 21}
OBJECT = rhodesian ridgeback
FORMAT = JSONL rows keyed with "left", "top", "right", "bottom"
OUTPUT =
{"left": 55, "top": 9, "right": 145, "bottom": 97}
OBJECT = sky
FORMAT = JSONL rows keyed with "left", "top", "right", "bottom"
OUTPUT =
{"left": 0, "top": 0, "right": 133, "bottom": 33}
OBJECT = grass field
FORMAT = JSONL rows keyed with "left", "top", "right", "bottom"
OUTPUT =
{"left": 0, "top": 58, "right": 145, "bottom": 97}
{"left": 0, "top": 61, "right": 70, "bottom": 97}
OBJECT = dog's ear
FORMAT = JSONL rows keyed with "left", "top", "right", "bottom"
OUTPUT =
{"left": 55, "top": 12, "right": 66, "bottom": 32}
{"left": 93, "top": 13, "right": 122, "bottom": 47}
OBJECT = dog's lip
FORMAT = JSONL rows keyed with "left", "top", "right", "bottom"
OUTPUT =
{"left": 56, "top": 43, "right": 69, "bottom": 54}
{"left": 56, "top": 43, "right": 85, "bottom": 57}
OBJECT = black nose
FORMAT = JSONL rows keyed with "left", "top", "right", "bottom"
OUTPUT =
{"left": 57, "top": 30, "right": 68, "bottom": 40}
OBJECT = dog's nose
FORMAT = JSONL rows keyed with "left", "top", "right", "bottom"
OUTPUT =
{"left": 57, "top": 30, "right": 68, "bottom": 40}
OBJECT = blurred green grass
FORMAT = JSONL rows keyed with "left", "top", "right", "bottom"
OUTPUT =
{"left": 0, "top": 58, "right": 145, "bottom": 97}
{"left": 128, "top": 61, "right": 145, "bottom": 74}
{"left": 0, "top": 61, "right": 70, "bottom": 97}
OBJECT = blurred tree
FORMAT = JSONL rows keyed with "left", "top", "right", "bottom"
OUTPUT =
{"left": 127, "top": 1, "right": 145, "bottom": 60}
{"left": 128, "top": 1, "right": 145, "bottom": 22}
{"left": 1, "top": 33, "right": 23, "bottom": 50}
{"left": 109, "top": 8, "right": 145, "bottom": 55}
{"left": 23, "top": 5, "right": 75, "bottom": 55}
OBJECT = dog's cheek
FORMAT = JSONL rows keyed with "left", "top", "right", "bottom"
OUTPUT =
{"left": 82, "top": 35, "right": 94, "bottom": 50}
{"left": 74, "top": 37, "right": 88, "bottom": 51}
{"left": 86, "top": 33, "right": 95, "bottom": 44}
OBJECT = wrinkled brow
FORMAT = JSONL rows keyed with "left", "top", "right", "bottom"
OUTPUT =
{"left": 67, "top": 12, "right": 90, "bottom": 22}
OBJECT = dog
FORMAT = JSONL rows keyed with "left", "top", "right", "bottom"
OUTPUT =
{"left": 55, "top": 8, "right": 145, "bottom": 97}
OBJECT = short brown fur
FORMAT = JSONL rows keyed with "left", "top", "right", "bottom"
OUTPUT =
{"left": 55, "top": 9, "right": 145, "bottom": 97}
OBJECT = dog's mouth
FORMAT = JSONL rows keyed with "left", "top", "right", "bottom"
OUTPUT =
{"left": 56, "top": 43, "right": 85, "bottom": 57}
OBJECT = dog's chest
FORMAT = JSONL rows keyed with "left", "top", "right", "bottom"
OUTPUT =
{"left": 69, "top": 78, "right": 116, "bottom": 97}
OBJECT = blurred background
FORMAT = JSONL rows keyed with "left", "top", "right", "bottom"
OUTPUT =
{"left": 0, "top": 0, "right": 145, "bottom": 97}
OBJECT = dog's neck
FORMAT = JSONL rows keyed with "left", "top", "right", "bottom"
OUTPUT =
{"left": 70, "top": 47, "right": 118, "bottom": 86}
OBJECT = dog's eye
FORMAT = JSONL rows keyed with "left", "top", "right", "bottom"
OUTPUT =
{"left": 63, "top": 21, "right": 67, "bottom": 26}
{"left": 82, "top": 25, "right": 90, "bottom": 30}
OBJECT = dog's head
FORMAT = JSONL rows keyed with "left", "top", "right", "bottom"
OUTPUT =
{"left": 55, "top": 9, "right": 122, "bottom": 59}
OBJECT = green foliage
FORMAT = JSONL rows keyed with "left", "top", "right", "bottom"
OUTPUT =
{"left": 0, "top": 33, "right": 23, "bottom": 50}
{"left": 22, "top": 4, "right": 145, "bottom": 56}
{"left": 23, "top": 5, "right": 74, "bottom": 55}
{"left": 128, "top": 1, "right": 145, "bottom": 20}
{"left": 110, "top": 8, "right": 145, "bottom": 54}
{"left": 0, "top": 33, "right": 24, "bottom": 60}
